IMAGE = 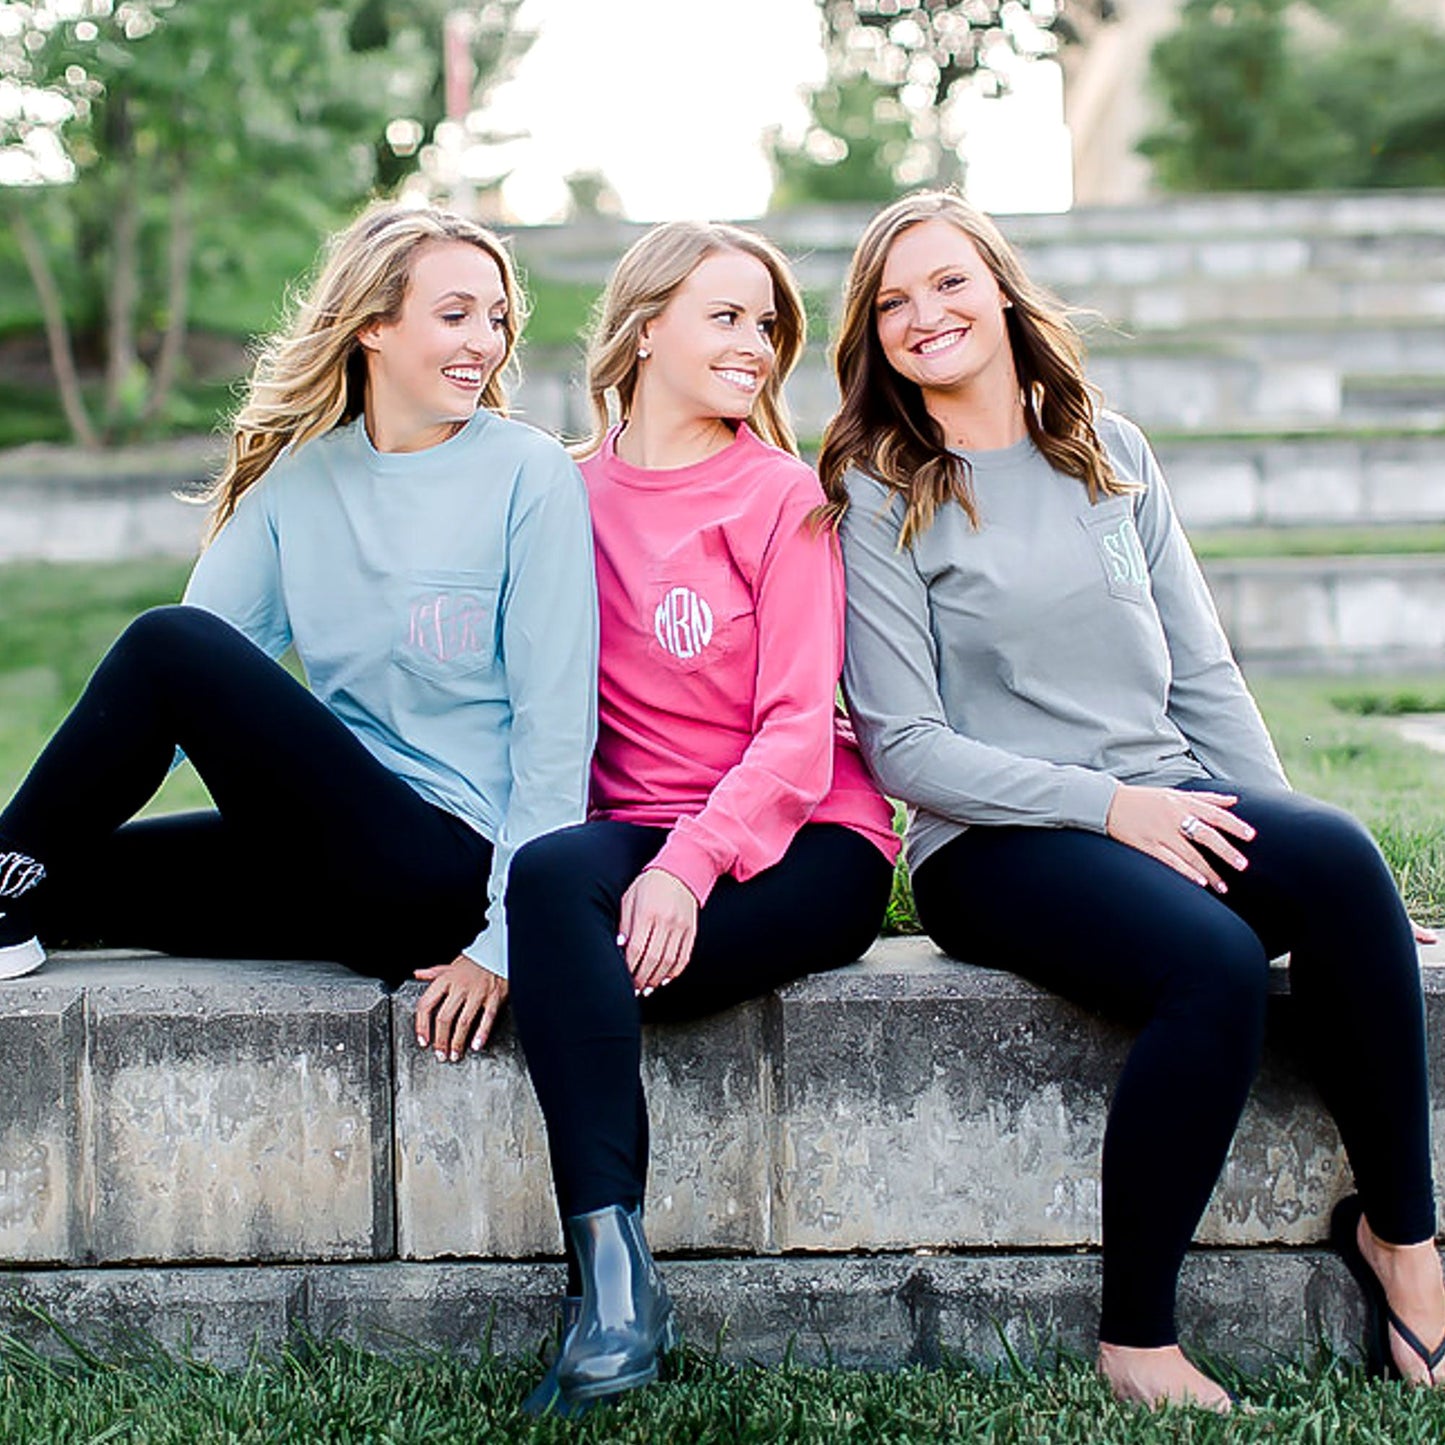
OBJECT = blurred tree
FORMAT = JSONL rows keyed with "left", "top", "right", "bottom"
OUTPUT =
{"left": 0, "top": 0, "right": 528, "bottom": 446}
{"left": 769, "top": 0, "right": 1116, "bottom": 207}
{"left": 348, "top": 0, "right": 532, "bottom": 195}
{"left": 1141, "top": 0, "right": 1445, "bottom": 191}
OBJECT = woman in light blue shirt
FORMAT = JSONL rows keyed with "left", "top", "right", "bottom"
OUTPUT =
{"left": 0, "top": 202, "right": 597, "bottom": 1061}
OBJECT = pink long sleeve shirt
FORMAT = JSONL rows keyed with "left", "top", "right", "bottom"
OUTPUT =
{"left": 582, "top": 424, "right": 900, "bottom": 906}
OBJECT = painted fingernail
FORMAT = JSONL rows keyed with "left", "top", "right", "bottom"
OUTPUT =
{"left": 449, "top": 1050, "right": 460, "bottom": 1063}
{"left": 616, "top": 933, "right": 627, "bottom": 947}
{"left": 643, "top": 985, "right": 655, "bottom": 997}
{"left": 416, "top": 1036, "right": 426, "bottom": 1048}
{"left": 435, "top": 1049, "right": 446, "bottom": 1062}
{"left": 1214, "top": 881, "right": 1228, "bottom": 894}
{"left": 660, "top": 976, "right": 672, "bottom": 986}
{"left": 471, "top": 1037, "right": 483, "bottom": 1052}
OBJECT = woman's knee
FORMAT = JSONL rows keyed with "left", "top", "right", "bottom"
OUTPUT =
{"left": 1250, "top": 792, "right": 1392, "bottom": 895}
{"left": 509, "top": 824, "right": 609, "bottom": 916}
{"left": 1161, "top": 918, "right": 1272, "bottom": 1041}
{"left": 111, "top": 605, "right": 233, "bottom": 677}
{"left": 507, "top": 823, "right": 640, "bottom": 964}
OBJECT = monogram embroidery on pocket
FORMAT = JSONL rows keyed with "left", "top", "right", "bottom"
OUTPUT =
{"left": 653, "top": 585, "right": 715, "bottom": 662}
{"left": 1099, "top": 516, "right": 1148, "bottom": 591}
{"left": 394, "top": 570, "right": 500, "bottom": 682}
{"left": 408, "top": 591, "right": 493, "bottom": 665}
{"left": 1082, "top": 506, "right": 1149, "bottom": 603}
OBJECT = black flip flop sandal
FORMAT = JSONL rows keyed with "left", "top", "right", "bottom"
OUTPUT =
{"left": 1331, "top": 1193, "right": 1445, "bottom": 1383}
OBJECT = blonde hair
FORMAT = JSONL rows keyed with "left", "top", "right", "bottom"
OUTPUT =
{"left": 817, "top": 191, "right": 1127, "bottom": 544}
{"left": 579, "top": 220, "right": 806, "bottom": 458}
{"left": 204, "top": 202, "right": 526, "bottom": 539}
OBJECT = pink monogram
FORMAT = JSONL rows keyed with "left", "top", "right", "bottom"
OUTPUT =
{"left": 408, "top": 593, "right": 490, "bottom": 663}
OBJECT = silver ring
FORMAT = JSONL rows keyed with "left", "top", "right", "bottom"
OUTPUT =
{"left": 1179, "top": 814, "right": 1202, "bottom": 839}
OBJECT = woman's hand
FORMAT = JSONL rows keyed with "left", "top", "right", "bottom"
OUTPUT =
{"left": 413, "top": 954, "right": 509, "bottom": 1062}
{"left": 618, "top": 867, "right": 699, "bottom": 996}
{"left": 1412, "top": 919, "right": 1439, "bottom": 945}
{"left": 1105, "top": 784, "right": 1256, "bottom": 894}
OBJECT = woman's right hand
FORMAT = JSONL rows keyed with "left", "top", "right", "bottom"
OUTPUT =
{"left": 1105, "top": 784, "right": 1255, "bottom": 894}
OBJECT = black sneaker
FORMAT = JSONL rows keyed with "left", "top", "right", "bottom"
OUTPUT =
{"left": 0, "top": 850, "right": 47, "bottom": 979}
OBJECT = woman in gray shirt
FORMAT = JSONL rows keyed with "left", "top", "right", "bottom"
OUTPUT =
{"left": 823, "top": 191, "right": 1443, "bottom": 1410}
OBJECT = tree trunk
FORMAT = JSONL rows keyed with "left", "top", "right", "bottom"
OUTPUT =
{"left": 9, "top": 204, "right": 101, "bottom": 449}
{"left": 139, "top": 169, "right": 193, "bottom": 428}
{"left": 102, "top": 95, "right": 141, "bottom": 430}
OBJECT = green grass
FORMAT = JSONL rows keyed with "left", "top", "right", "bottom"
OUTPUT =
{"left": 1252, "top": 672, "right": 1445, "bottom": 924}
{"left": 0, "top": 559, "right": 211, "bottom": 815}
{"left": 5, "top": 1333, "right": 1445, "bottom": 1443}
{"left": 1193, "top": 526, "right": 1445, "bottom": 559}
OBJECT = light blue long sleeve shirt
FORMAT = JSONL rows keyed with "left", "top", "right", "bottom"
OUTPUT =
{"left": 183, "top": 409, "right": 598, "bottom": 976}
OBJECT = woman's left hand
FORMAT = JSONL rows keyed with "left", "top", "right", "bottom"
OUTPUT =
{"left": 618, "top": 867, "right": 699, "bottom": 996}
{"left": 413, "top": 954, "right": 509, "bottom": 1061}
{"left": 1412, "top": 918, "right": 1439, "bottom": 945}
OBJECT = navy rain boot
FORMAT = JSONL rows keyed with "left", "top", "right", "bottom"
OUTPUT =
{"left": 556, "top": 1204, "right": 675, "bottom": 1404}
{"left": 521, "top": 1297, "right": 593, "bottom": 1419}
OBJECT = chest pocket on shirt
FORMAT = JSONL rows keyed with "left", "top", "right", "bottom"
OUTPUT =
{"left": 392, "top": 569, "right": 501, "bottom": 685}
{"left": 1079, "top": 501, "right": 1150, "bottom": 605}
{"left": 646, "top": 557, "right": 753, "bottom": 675}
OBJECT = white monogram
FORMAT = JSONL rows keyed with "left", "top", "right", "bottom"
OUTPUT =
{"left": 654, "top": 586, "right": 714, "bottom": 661}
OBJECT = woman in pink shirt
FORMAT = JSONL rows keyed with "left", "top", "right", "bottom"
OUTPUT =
{"left": 507, "top": 221, "right": 899, "bottom": 1414}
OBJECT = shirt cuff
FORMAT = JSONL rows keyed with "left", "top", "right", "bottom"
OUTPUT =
{"left": 1059, "top": 770, "right": 1120, "bottom": 834}
{"left": 647, "top": 828, "right": 721, "bottom": 908}
{"left": 461, "top": 922, "right": 507, "bottom": 980}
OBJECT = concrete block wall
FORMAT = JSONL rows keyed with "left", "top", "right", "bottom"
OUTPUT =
{"left": 2, "top": 938, "right": 1441, "bottom": 1366}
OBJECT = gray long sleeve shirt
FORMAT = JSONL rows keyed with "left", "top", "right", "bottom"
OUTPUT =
{"left": 839, "top": 411, "right": 1288, "bottom": 874}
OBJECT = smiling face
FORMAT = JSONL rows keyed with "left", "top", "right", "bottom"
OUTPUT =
{"left": 358, "top": 239, "right": 509, "bottom": 452}
{"left": 635, "top": 248, "right": 778, "bottom": 429}
{"left": 873, "top": 218, "right": 1019, "bottom": 406}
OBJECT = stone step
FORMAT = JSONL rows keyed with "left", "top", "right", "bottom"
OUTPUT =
{"left": 517, "top": 192, "right": 1445, "bottom": 291}
{"left": 1157, "top": 432, "right": 1445, "bottom": 529}
{"left": 4, "top": 935, "right": 1430, "bottom": 1371}
{"left": 514, "top": 352, "right": 1445, "bottom": 444}
{"left": 1342, "top": 374, "right": 1445, "bottom": 428}
{"left": 1087, "top": 319, "right": 1445, "bottom": 374}
{"left": 0, "top": 1250, "right": 1370, "bottom": 1372}
{"left": 4, "top": 939, "right": 1444, "bottom": 1272}
{"left": 1204, "top": 553, "right": 1445, "bottom": 672}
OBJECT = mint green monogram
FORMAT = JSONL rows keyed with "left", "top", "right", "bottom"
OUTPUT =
{"left": 1100, "top": 517, "right": 1148, "bottom": 591}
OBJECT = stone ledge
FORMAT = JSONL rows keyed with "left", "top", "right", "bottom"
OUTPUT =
{"left": 0, "top": 1251, "right": 1372, "bottom": 1372}
{"left": 0, "top": 954, "right": 392, "bottom": 1267}
{"left": 3, "top": 939, "right": 1443, "bottom": 1272}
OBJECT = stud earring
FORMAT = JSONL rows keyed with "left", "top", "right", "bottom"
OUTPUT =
{"left": 637, "top": 346, "right": 651, "bottom": 359}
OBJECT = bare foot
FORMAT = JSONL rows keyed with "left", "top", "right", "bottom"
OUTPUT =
{"left": 1357, "top": 1213, "right": 1445, "bottom": 1386}
{"left": 1097, "top": 1343, "right": 1232, "bottom": 1412}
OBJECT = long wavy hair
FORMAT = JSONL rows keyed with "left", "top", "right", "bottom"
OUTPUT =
{"left": 578, "top": 220, "right": 806, "bottom": 458}
{"left": 817, "top": 191, "right": 1126, "bottom": 544}
{"left": 204, "top": 202, "right": 525, "bottom": 540}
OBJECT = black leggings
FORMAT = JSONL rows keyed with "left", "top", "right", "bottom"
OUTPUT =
{"left": 912, "top": 780, "right": 1435, "bottom": 1348}
{"left": 507, "top": 819, "right": 893, "bottom": 1224}
{"left": 0, "top": 606, "right": 492, "bottom": 985}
